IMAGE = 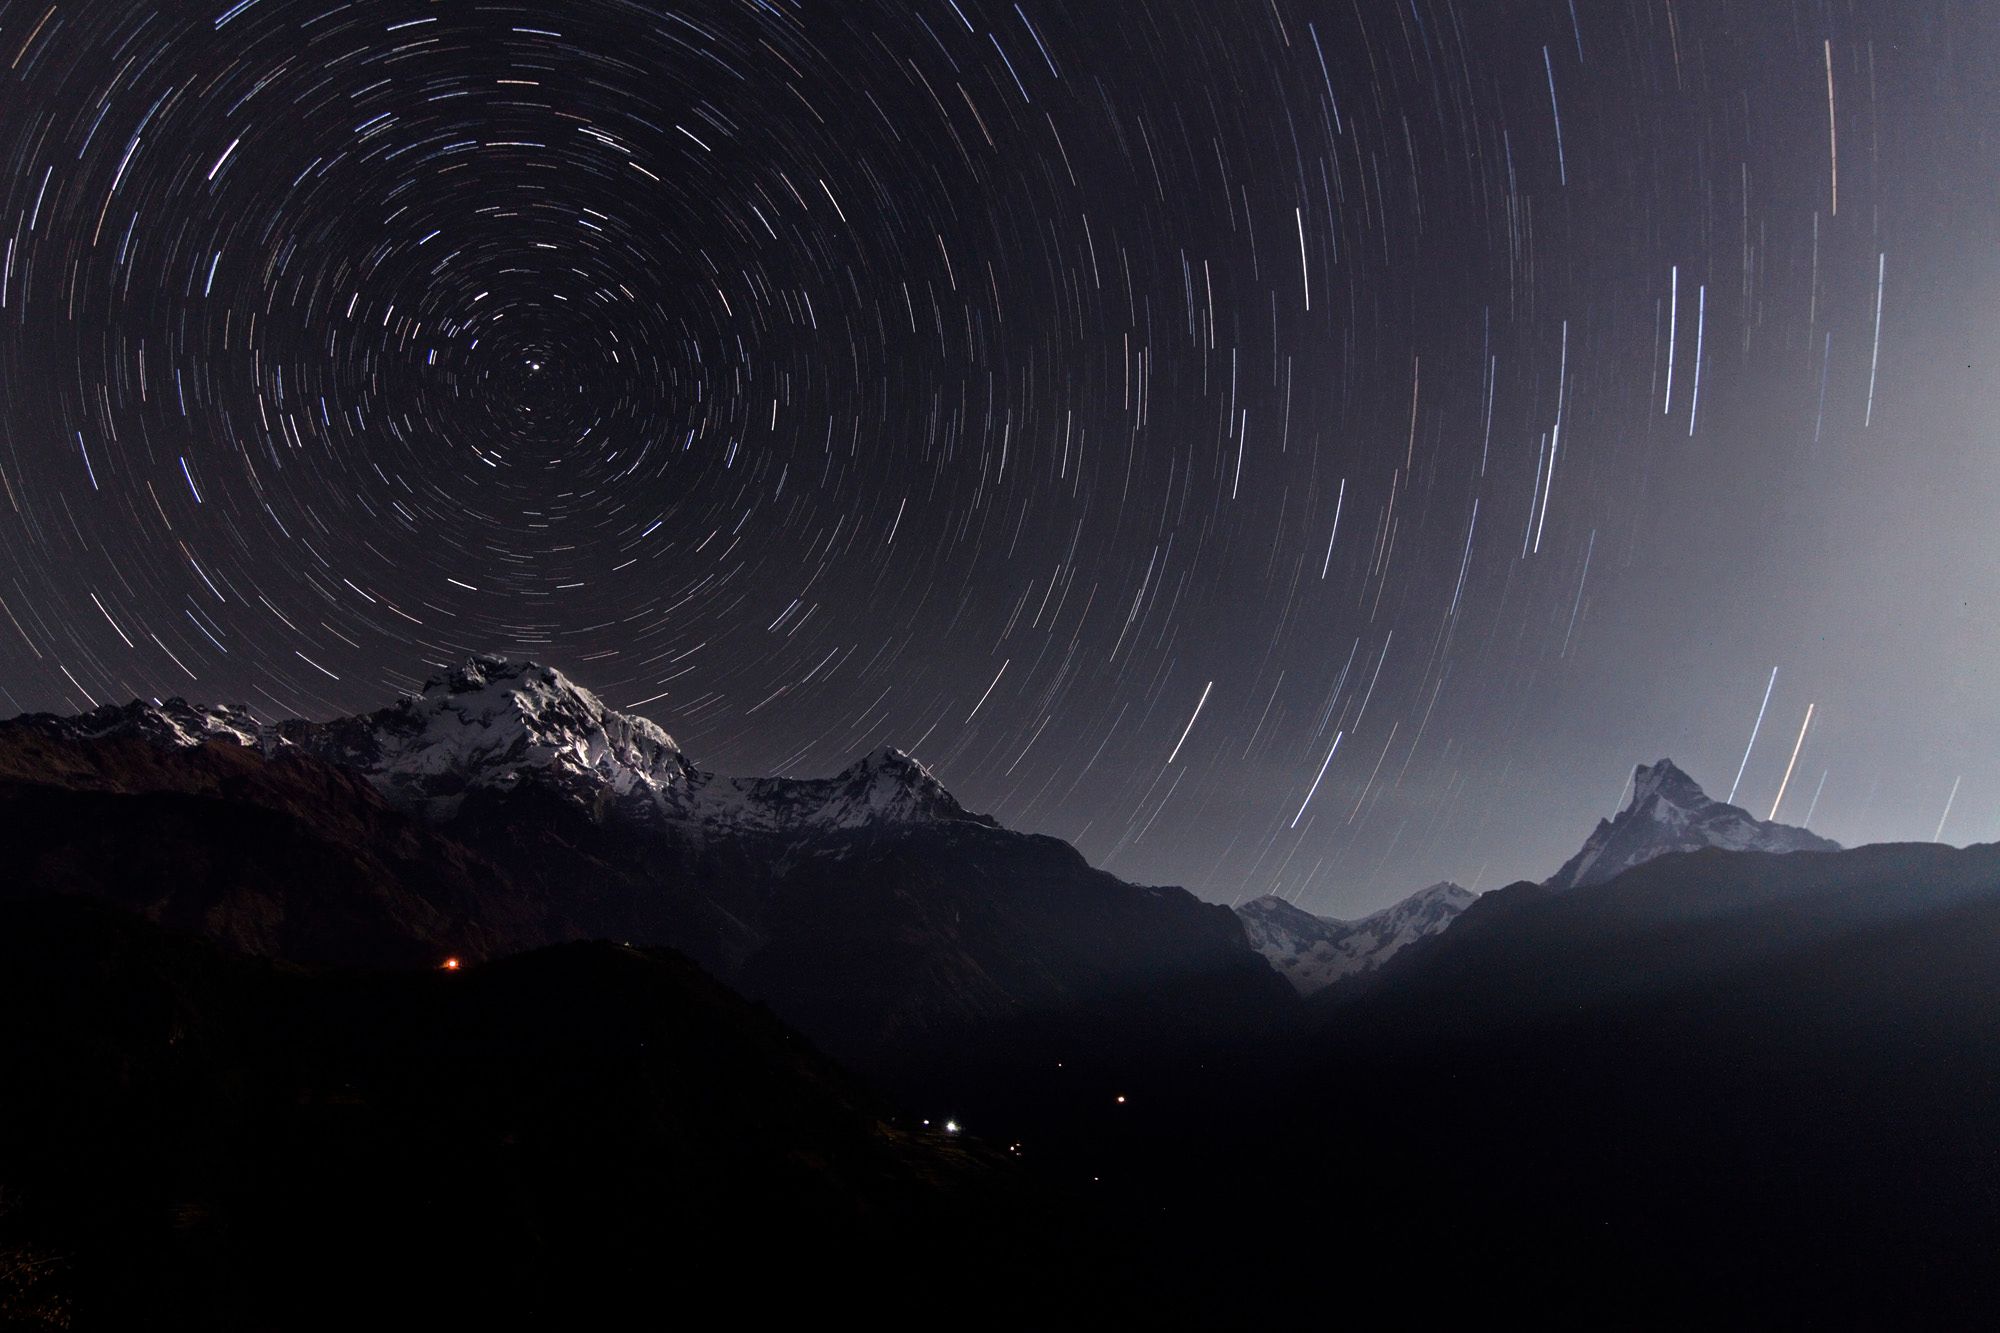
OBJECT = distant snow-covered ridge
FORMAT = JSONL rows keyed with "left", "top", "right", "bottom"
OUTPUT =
{"left": 1236, "top": 882, "right": 1478, "bottom": 994}
{"left": 18, "top": 656, "right": 991, "bottom": 841}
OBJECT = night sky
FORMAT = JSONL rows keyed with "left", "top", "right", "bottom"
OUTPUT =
{"left": 0, "top": 0, "right": 1994, "bottom": 913}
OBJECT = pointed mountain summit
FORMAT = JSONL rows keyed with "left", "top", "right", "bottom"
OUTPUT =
{"left": 1545, "top": 758, "right": 1839, "bottom": 892}
{"left": 1236, "top": 881, "right": 1478, "bottom": 994}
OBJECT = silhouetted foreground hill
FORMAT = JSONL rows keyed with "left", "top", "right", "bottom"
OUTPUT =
{"left": 1262, "top": 841, "right": 2000, "bottom": 1325}
{"left": 0, "top": 898, "right": 1080, "bottom": 1330}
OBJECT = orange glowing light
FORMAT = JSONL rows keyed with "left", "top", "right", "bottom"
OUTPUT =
{"left": 441, "top": 957, "right": 462, "bottom": 971}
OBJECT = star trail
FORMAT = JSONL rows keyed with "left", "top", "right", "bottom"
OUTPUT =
{"left": 1, "top": 0, "right": 1996, "bottom": 910}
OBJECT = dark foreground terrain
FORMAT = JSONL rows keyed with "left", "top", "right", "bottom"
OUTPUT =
{"left": 1277, "top": 842, "right": 2000, "bottom": 1328}
{"left": 11, "top": 840, "right": 2000, "bottom": 1329}
{"left": 0, "top": 898, "right": 1086, "bottom": 1330}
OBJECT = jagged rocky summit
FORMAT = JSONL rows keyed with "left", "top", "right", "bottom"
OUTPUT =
{"left": 1235, "top": 882, "right": 1478, "bottom": 994}
{"left": 1545, "top": 758, "right": 1839, "bottom": 892}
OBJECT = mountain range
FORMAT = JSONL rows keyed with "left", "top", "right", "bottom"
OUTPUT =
{"left": 8, "top": 659, "right": 1997, "bottom": 1325}
{"left": 1230, "top": 755, "right": 1839, "bottom": 993}
{"left": 2, "top": 666, "right": 1853, "bottom": 1060}
{"left": 1, "top": 657, "right": 1292, "bottom": 1112}
{"left": 28, "top": 656, "right": 984, "bottom": 836}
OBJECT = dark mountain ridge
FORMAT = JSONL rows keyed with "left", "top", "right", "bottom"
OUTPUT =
{"left": 1342, "top": 838, "right": 2000, "bottom": 1035}
{"left": 1268, "top": 836, "right": 2000, "bottom": 1323}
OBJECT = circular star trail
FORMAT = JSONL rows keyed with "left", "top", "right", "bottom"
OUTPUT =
{"left": 2, "top": 0, "right": 1997, "bottom": 907}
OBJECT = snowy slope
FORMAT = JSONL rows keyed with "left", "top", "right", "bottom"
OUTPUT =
{"left": 1236, "top": 882, "right": 1478, "bottom": 994}
{"left": 1545, "top": 758, "right": 1839, "bottom": 892}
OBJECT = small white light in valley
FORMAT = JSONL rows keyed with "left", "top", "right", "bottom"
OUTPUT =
{"left": 944, "top": 1119, "right": 960, "bottom": 1135}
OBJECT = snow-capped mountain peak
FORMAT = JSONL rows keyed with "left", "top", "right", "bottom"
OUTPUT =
{"left": 1237, "top": 881, "right": 1478, "bottom": 994}
{"left": 419, "top": 657, "right": 689, "bottom": 780}
{"left": 266, "top": 656, "right": 694, "bottom": 816}
{"left": 1545, "top": 758, "right": 1839, "bottom": 892}
{"left": 297, "top": 663, "right": 997, "bottom": 834}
